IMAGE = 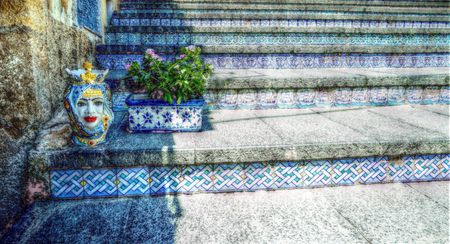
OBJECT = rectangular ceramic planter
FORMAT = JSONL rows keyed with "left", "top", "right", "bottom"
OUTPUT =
{"left": 125, "top": 94, "right": 205, "bottom": 132}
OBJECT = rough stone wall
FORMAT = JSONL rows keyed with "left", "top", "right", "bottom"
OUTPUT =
{"left": 0, "top": 0, "right": 100, "bottom": 235}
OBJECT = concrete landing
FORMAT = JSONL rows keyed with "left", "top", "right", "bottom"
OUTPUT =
{"left": 36, "top": 104, "right": 450, "bottom": 168}
{"left": 2, "top": 181, "right": 449, "bottom": 243}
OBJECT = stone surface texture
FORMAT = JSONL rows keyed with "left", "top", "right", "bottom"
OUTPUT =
{"left": 32, "top": 104, "right": 450, "bottom": 169}
{"left": 2, "top": 181, "right": 449, "bottom": 243}
{"left": 0, "top": 0, "right": 100, "bottom": 235}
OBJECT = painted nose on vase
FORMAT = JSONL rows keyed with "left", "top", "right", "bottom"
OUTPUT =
{"left": 87, "top": 100, "right": 94, "bottom": 114}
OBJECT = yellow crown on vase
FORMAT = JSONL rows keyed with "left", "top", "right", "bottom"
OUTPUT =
{"left": 80, "top": 61, "right": 97, "bottom": 84}
{"left": 66, "top": 61, "right": 109, "bottom": 85}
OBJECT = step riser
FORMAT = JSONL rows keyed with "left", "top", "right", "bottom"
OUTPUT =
{"left": 48, "top": 154, "right": 450, "bottom": 199}
{"left": 104, "top": 33, "right": 449, "bottom": 46}
{"left": 111, "top": 18, "right": 450, "bottom": 28}
{"left": 111, "top": 86, "right": 449, "bottom": 112}
{"left": 97, "top": 53, "right": 449, "bottom": 70}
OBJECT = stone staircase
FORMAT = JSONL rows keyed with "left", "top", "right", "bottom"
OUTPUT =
{"left": 30, "top": 0, "right": 449, "bottom": 199}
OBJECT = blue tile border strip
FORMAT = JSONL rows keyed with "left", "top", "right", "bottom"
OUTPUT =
{"left": 111, "top": 86, "right": 450, "bottom": 112}
{"left": 50, "top": 154, "right": 450, "bottom": 199}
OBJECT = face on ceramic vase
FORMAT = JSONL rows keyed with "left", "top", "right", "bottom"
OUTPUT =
{"left": 76, "top": 88, "right": 104, "bottom": 130}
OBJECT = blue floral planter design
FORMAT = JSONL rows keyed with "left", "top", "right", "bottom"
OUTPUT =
{"left": 125, "top": 94, "right": 205, "bottom": 132}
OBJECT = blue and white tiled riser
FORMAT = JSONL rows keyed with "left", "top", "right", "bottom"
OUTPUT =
{"left": 104, "top": 33, "right": 449, "bottom": 46}
{"left": 50, "top": 154, "right": 450, "bottom": 199}
{"left": 97, "top": 54, "right": 449, "bottom": 70}
{"left": 111, "top": 18, "right": 450, "bottom": 29}
{"left": 207, "top": 86, "right": 450, "bottom": 110}
{"left": 128, "top": 105, "right": 203, "bottom": 132}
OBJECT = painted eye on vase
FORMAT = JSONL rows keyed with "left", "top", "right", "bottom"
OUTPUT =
{"left": 94, "top": 100, "right": 104, "bottom": 106}
{"left": 77, "top": 101, "right": 87, "bottom": 107}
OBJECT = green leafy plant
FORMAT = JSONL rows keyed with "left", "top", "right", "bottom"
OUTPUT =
{"left": 126, "top": 46, "right": 213, "bottom": 104}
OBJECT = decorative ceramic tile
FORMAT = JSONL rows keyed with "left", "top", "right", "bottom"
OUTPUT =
{"left": 179, "top": 165, "right": 214, "bottom": 192}
{"left": 258, "top": 89, "right": 277, "bottom": 109}
{"left": 245, "top": 163, "right": 274, "bottom": 190}
{"left": 213, "top": 164, "right": 246, "bottom": 192}
{"left": 351, "top": 88, "right": 370, "bottom": 106}
{"left": 439, "top": 86, "right": 450, "bottom": 103}
{"left": 204, "top": 90, "right": 218, "bottom": 110}
{"left": 423, "top": 86, "right": 441, "bottom": 104}
{"left": 335, "top": 88, "right": 353, "bottom": 106}
{"left": 218, "top": 90, "right": 238, "bottom": 109}
{"left": 128, "top": 103, "right": 203, "bottom": 132}
{"left": 117, "top": 167, "right": 150, "bottom": 196}
{"left": 315, "top": 89, "right": 334, "bottom": 107}
{"left": 302, "top": 160, "right": 333, "bottom": 187}
{"left": 237, "top": 90, "right": 258, "bottom": 109}
{"left": 387, "top": 86, "right": 406, "bottom": 105}
{"left": 272, "top": 162, "right": 303, "bottom": 189}
{"left": 370, "top": 87, "right": 388, "bottom": 106}
{"left": 388, "top": 159, "right": 415, "bottom": 182}
{"left": 296, "top": 89, "right": 316, "bottom": 108}
{"left": 83, "top": 169, "right": 118, "bottom": 197}
{"left": 97, "top": 54, "right": 449, "bottom": 70}
{"left": 277, "top": 89, "right": 297, "bottom": 109}
{"left": 332, "top": 158, "right": 361, "bottom": 185}
{"left": 149, "top": 166, "right": 182, "bottom": 194}
{"left": 406, "top": 87, "right": 423, "bottom": 104}
{"left": 50, "top": 154, "right": 449, "bottom": 198}
{"left": 50, "top": 170, "right": 84, "bottom": 198}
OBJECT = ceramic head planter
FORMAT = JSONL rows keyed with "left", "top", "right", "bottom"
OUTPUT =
{"left": 64, "top": 62, "right": 113, "bottom": 147}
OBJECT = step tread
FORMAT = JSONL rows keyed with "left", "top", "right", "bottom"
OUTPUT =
{"left": 36, "top": 105, "right": 449, "bottom": 168}
{"left": 105, "top": 67, "right": 450, "bottom": 89}
{"left": 111, "top": 12, "right": 450, "bottom": 22}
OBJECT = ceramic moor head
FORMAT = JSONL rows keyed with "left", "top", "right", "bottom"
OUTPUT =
{"left": 64, "top": 62, "right": 114, "bottom": 147}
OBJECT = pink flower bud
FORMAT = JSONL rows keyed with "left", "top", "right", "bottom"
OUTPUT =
{"left": 125, "top": 64, "right": 131, "bottom": 70}
{"left": 145, "top": 48, "right": 155, "bottom": 55}
{"left": 178, "top": 54, "right": 186, "bottom": 59}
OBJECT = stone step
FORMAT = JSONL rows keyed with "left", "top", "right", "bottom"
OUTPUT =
{"left": 31, "top": 105, "right": 450, "bottom": 198}
{"left": 117, "top": 3, "right": 449, "bottom": 15}
{"left": 119, "top": 0, "right": 450, "bottom": 8}
{"left": 105, "top": 67, "right": 449, "bottom": 111}
{"left": 97, "top": 52, "right": 449, "bottom": 70}
{"left": 110, "top": 11, "right": 450, "bottom": 22}
{"left": 117, "top": 8, "right": 450, "bottom": 16}
{"left": 110, "top": 16, "right": 449, "bottom": 28}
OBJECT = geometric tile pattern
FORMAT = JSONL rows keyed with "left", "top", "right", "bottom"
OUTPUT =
{"left": 50, "top": 154, "right": 450, "bottom": 199}
{"left": 50, "top": 170, "right": 84, "bottom": 198}
{"left": 83, "top": 169, "right": 118, "bottom": 197}
{"left": 111, "top": 17, "right": 450, "bottom": 29}
{"left": 128, "top": 104, "right": 203, "bottom": 132}
{"left": 97, "top": 53, "right": 449, "bottom": 70}
{"left": 117, "top": 167, "right": 150, "bottom": 196}
{"left": 110, "top": 86, "right": 449, "bottom": 112}
{"left": 104, "top": 32, "right": 449, "bottom": 46}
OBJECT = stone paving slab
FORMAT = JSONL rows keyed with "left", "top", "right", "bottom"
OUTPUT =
{"left": 2, "top": 181, "right": 448, "bottom": 243}
{"left": 107, "top": 67, "right": 450, "bottom": 90}
{"left": 36, "top": 105, "right": 450, "bottom": 168}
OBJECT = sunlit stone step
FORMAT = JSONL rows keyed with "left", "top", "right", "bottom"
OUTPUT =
{"left": 120, "top": 0, "right": 450, "bottom": 8}
{"left": 104, "top": 67, "right": 449, "bottom": 111}
{"left": 122, "top": 0, "right": 448, "bottom": 7}
{"left": 30, "top": 105, "right": 450, "bottom": 198}
{"left": 117, "top": 2, "right": 449, "bottom": 15}
{"left": 110, "top": 11, "right": 450, "bottom": 23}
